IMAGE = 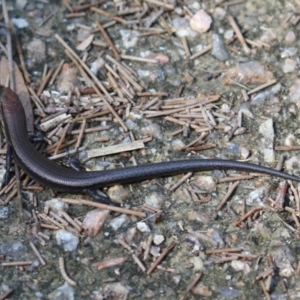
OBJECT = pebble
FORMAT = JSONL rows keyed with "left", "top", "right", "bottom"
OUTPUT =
{"left": 281, "top": 47, "right": 297, "bottom": 58}
{"left": 217, "top": 287, "right": 242, "bottom": 299}
{"left": 123, "top": 227, "right": 137, "bottom": 243}
{"left": 0, "top": 207, "right": 9, "bottom": 219}
{"left": 45, "top": 198, "right": 69, "bottom": 215}
{"left": 246, "top": 186, "right": 269, "bottom": 206}
{"left": 82, "top": 209, "right": 110, "bottom": 237}
{"left": 171, "top": 139, "right": 185, "bottom": 151}
{"left": 110, "top": 214, "right": 130, "bottom": 231}
{"left": 141, "top": 122, "right": 163, "bottom": 140}
{"left": 288, "top": 79, "right": 300, "bottom": 105}
{"left": 285, "top": 156, "right": 300, "bottom": 173}
{"left": 120, "top": 29, "right": 139, "bottom": 48}
{"left": 0, "top": 167, "right": 6, "bottom": 189}
{"left": 188, "top": 256, "right": 204, "bottom": 271}
{"left": 189, "top": 9, "right": 212, "bottom": 34}
{"left": 224, "top": 30, "right": 234, "bottom": 40}
{"left": 270, "top": 244, "right": 294, "bottom": 277}
{"left": 250, "top": 84, "right": 281, "bottom": 106}
{"left": 101, "top": 282, "right": 130, "bottom": 299}
{"left": 107, "top": 185, "right": 129, "bottom": 204}
{"left": 285, "top": 134, "right": 296, "bottom": 146}
{"left": 192, "top": 284, "right": 212, "bottom": 297}
{"left": 231, "top": 260, "right": 251, "bottom": 274}
{"left": 285, "top": 31, "right": 296, "bottom": 44}
{"left": 55, "top": 229, "right": 79, "bottom": 252}
{"left": 214, "top": 7, "right": 226, "bottom": 20}
{"left": 259, "top": 29, "right": 277, "bottom": 44}
{"left": 172, "top": 17, "right": 197, "bottom": 38}
{"left": 195, "top": 176, "right": 216, "bottom": 192}
{"left": 27, "top": 39, "right": 46, "bottom": 65}
{"left": 153, "top": 234, "right": 165, "bottom": 245}
{"left": 0, "top": 241, "right": 27, "bottom": 257}
{"left": 57, "top": 63, "right": 79, "bottom": 94}
{"left": 90, "top": 57, "right": 105, "bottom": 75}
{"left": 144, "top": 191, "right": 165, "bottom": 209}
{"left": 187, "top": 211, "right": 210, "bottom": 224}
{"left": 211, "top": 34, "right": 230, "bottom": 61}
{"left": 258, "top": 118, "right": 275, "bottom": 163}
{"left": 137, "top": 221, "right": 150, "bottom": 233}
{"left": 240, "top": 146, "right": 250, "bottom": 159}
{"left": 125, "top": 119, "right": 138, "bottom": 130}
{"left": 12, "top": 18, "right": 28, "bottom": 29}
{"left": 222, "top": 61, "right": 274, "bottom": 85}
{"left": 16, "top": 0, "right": 27, "bottom": 9}
{"left": 48, "top": 282, "right": 74, "bottom": 300}
{"left": 283, "top": 58, "right": 296, "bottom": 73}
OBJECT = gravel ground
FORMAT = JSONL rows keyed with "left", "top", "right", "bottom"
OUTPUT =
{"left": 1, "top": 1, "right": 300, "bottom": 299}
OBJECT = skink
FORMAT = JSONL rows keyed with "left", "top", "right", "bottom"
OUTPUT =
{"left": 2, "top": 87, "right": 300, "bottom": 205}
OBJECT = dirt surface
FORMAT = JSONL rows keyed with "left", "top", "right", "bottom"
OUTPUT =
{"left": 1, "top": 0, "right": 300, "bottom": 299}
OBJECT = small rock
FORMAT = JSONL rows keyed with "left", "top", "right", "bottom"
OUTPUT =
{"left": 285, "top": 31, "right": 296, "bottom": 44}
{"left": 0, "top": 207, "right": 9, "bottom": 219}
{"left": 27, "top": 39, "right": 46, "bottom": 64}
{"left": 214, "top": 7, "right": 226, "bottom": 20}
{"left": 231, "top": 260, "right": 251, "bottom": 274}
{"left": 0, "top": 241, "right": 27, "bottom": 257}
{"left": 259, "top": 118, "right": 275, "bottom": 163}
{"left": 189, "top": 9, "right": 212, "bottom": 34}
{"left": 246, "top": 186, "right": 269, "bottom": 206}
{"left": 224, "top": 30, "right": 234, "bottom": 40}
{"left": 188, "top": 256, "right": 204, "bottom": 271}
{"left": 283, "top": 58, "right": 296, "bottom": 73}
{"left": 195, "top": 176, "right": 216, "bottom": 192}
{"left": 110, "top": 214, "right": 130, "bottom": 231}
{"left": 153, "top": 234, "right": 165, "bottom": 245}
{"left": 222, "top": 61, "right": 274, "bottom": 85}
{"left": 107, "top": 185, "right": 129, "bottom": 204}
{"left": 281, "top": 47, "right": 297, "bottom": 58}
{"left": 12, "top": 18, "right": 28, "bottom": 29}
{"left": 0, "top": 167, "right": 6, "bottom": 189}
{"left": 284, "top": 156, "right": 300, "bottom": 173}
{"left": 120, "top": 29, "right": 139, "bottom": 48}
{"left": 171, "top": 139, "right": 185, "bottom": 151}
{"left": 173, "top": 17, "right": 197, "bottom": 38}
{"left": 57, "top": 63, "right": 79, "bottom": 94}
{"left": 102, "top": 282, "right": 130, "bottom": 300}
{"left": 240, "top": 146, "right": 250, "bottom": 159}
{"left": 48, "top": 282, "right": 74, "bottom": 300}
{"left": 144, "top": 191, "right": 165, "bottom": 209}
{"left": 153, "top": 53, "right": 169, "bottom": 64}
{"left": 137, "top": 221, "right": 150, "bottom": 233}
{"left": 90, "top": 57, "right": 105, "bottom": 75}
{"left": 45, "top": 199, "right": 69, "bottom": 216}
{"left": 192, "top": 283, "right": 212, "bottom": 297}
{"left": 150, "top": 246, "right": 161, "bottom": 257}
{"left": 285, "top": 134, "right": 296, "bottom": 146}
{"left": 141, "top": 122, "right": 163, "bottom": 140}
{"left": 55, "top": 229, "right": 79, "bottom": 252}
{"left": 217, "top": 287, "right": 242, "bottom": 299}
{"left": 211, "top": 34, "right": 230, "bottom": 61}
{"left": 82, "top": 209, "right": 110, "bottom": 237}
{"left": 123, "top": 227, "right": 137, "bottom": 243}
{"left": 288, "top": 79, "right": 300, "bottom": 106}
{"left": 16, "top": 0, "right": 27, "bottom": 9}
{"left": 125, "top": 119, "right": 138, "bottom": 130}
{"left": 187, "top": 211, "right": 210, "bottom": 224}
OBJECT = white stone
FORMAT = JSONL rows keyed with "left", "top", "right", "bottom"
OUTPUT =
{"left": 190, "top": 9, "right": 212, "bottom": 34}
